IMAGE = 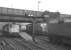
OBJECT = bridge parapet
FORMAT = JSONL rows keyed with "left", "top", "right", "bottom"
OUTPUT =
{"left": 0, "top": 7, "right": 42, "bottom": 17}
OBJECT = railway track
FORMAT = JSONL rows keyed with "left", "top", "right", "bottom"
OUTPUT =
{"left": 5, "top": 38, "right": 31, "bottom": 50}
{"left": 0, "top": 35, "right": 49, "bottom": 50}
{"left": 35, "top": 36, "right": 71, "bottom": 50}
{"left": 0, "top": 35, "right": 70, "bottom": 50}
{"left": 0, "top": 36, "right": 57, "bottom": 50}
{"left": 11, "top": 38, "right": 47, "bottom": 50}
{"left": 0, "top": 38, "right": 5, "bottom": 50}
{"left": 0, "top": 37, "right": 14, "bottom": 50}
{"left": 1, "top": 37, "right": 46, "bottom": 50}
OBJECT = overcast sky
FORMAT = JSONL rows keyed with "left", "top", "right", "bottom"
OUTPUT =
{"left": 0, "top": 0, "right": 71, "bottom": 14}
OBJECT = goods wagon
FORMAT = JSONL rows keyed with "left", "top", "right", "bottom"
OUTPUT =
{"left": 48, "top": 22, "right": 71, "bottom": 45}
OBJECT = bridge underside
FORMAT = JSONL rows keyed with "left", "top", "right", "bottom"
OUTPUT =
{"left": 0, "top": 14, "right": 46, "bottom": 23}
{"left": 0, "top": 19, "right": 33, "bottom": 23}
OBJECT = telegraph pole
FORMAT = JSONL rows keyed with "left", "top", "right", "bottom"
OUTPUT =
{"left": 37, "top": 1, "right": 41, "bottom": 11}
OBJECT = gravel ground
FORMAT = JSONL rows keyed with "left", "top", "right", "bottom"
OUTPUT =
{"left": 35, "top": 36, "right": 71, "bottom": 50}
{"left": 0, "top": 35, "right": 71, "bottom": 50}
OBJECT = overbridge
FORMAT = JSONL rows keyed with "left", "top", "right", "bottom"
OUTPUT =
{"left": 0, "top": 7, "right": 48, "bottom": 42}
{"left": 0, "top": 7, "right": 47, "bottom": 22}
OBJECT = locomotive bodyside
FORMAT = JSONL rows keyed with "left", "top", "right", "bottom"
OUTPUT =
{"left": 5, "top": 23, "right": 33, "bottom": 37}
{"left": 48, "top": 23, "right": 71, "bottom": 38}
{"left": 0, "top": 22, "right": 33, "bottom": 37}
{"left": 48, "top": 22, "right": 71, "bottom": 45}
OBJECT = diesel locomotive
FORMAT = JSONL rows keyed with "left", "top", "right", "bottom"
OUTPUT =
{"left": 0, "top": 22, "right": 33, "bottom": 37}
{"left": 33, "top": 19, "right": 71, "bottom": 45}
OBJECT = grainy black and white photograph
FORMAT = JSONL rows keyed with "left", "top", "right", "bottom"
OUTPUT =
{"left": 0, "top": 0, "right": 71, "bottom": 50}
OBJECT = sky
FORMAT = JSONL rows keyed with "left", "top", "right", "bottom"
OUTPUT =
{"left": 0, "top": 0, "right": 71, "bottom": 14}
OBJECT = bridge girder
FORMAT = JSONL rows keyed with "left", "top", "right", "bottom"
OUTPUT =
{"left": 0, "top": 14, "right": 46, "bottom": 23}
